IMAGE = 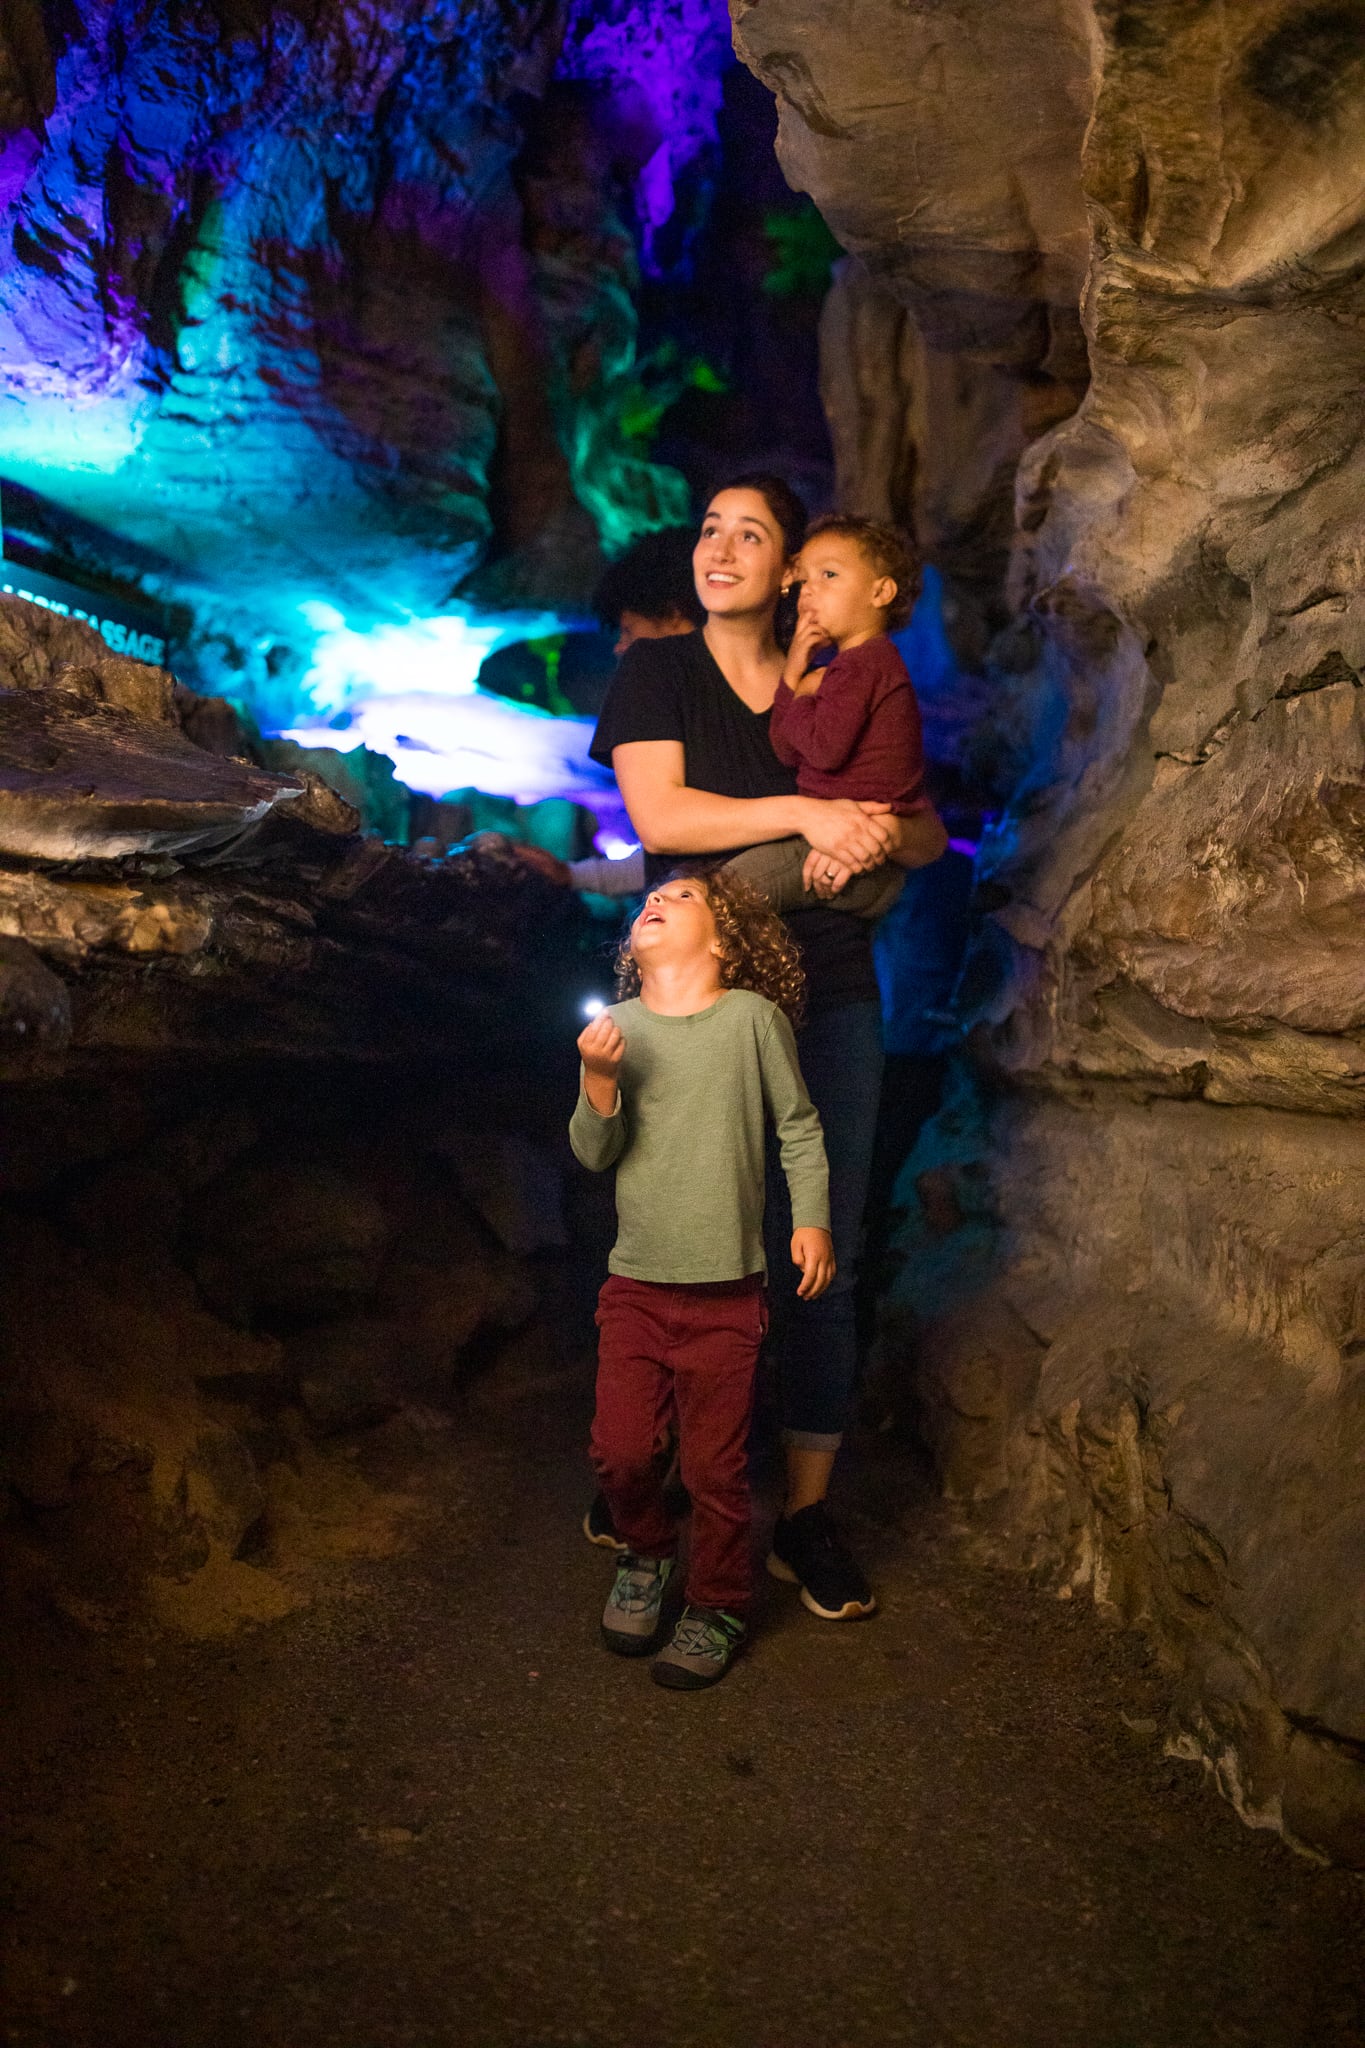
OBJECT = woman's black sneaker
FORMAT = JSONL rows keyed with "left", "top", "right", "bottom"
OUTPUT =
{"left": 767, "top": 1501, "right": 876, "bottom": 1619}
{"left": 582, "top": 1491, "right": 628, "bottom": 1551}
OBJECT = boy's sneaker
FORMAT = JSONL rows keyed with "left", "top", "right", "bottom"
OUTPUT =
{"left": 601, "top": 1553, "right": 675, "bottom": 1656}
{"left": 582, "top": 1491, "right": 628, "bottom": 1551}
{"left": 651, "top": 1605, "right": 746, "bottom": 1690}
{"left": 767, "top": 1502, "right": 877, "bottom": 1620}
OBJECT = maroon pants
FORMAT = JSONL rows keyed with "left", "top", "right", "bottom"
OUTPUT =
{"left": 590, "top": 1273, "right": 767, "bottom": 1617}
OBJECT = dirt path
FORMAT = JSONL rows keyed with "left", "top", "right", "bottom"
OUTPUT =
{"left": 3, "top": 1367, "right": 1362, "bottom": 2048}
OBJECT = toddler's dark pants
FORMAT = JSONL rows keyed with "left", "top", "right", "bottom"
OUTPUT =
{"left": 590, "top": 1273, "right": 767, "bottom": 1617}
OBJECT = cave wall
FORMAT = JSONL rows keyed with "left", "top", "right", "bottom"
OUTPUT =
{"left": 733, "top": 0, "right": 1365, "bottom": 1861}
{"left": 0, "top": 598, "right": 602, "bottom": 1638}
{"left": 0, "top": 0, "right": 732, "bottom": 674}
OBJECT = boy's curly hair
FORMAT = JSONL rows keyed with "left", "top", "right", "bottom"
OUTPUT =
{"left": 614, "top": 863, "right": 807, "bottom": 1024}
{"left": 803, "top": 514, "right": 920, "bottom": 629}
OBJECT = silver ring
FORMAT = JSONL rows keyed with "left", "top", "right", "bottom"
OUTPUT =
{"left": 824, "top": 868, "right": 837, "bottom": 881}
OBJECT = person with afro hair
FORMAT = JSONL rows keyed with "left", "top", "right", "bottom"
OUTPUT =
{"left": 594, "top": 527, "right": 706, "bottom": 658}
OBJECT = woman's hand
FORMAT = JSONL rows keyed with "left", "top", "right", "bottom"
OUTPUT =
{"left": 791, "top": 1227, "right": 836, "bottom": 1300}
{"left": 801, "top": 847, "right": 854, "bottom": 900}
{"left": 577, "top": 1012, "right": 624, "bottom": 1115}
{"left": 798, "top": 797, "right": 896, "bottom": 874}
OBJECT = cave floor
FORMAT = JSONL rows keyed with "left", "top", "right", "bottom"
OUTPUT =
{"left": 3, "top": 1363, "right": 1363, "bottom": 2048}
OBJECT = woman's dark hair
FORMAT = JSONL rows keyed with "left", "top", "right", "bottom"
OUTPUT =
{"left": 712, "top": 472, "right": 808, "bottom": 560}
{"left": 615, "top": 861, "right": 807, "bottom": 1023}
{"left": 593, "top": 528, "right": 706, "bottom": 630}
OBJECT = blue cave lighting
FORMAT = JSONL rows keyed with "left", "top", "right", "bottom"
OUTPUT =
{"left": 280, "top": 688, "right": 609, "bottom": 809}
{"left": 274, "top": 602, "right": 630, "bottom": 838}
{"left": 293, "top": 602, "right": 566, "bottom": 712}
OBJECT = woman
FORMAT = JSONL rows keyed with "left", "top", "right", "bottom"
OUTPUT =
{"left": 590, "top": 474, "right": 946, "bottom": 1620}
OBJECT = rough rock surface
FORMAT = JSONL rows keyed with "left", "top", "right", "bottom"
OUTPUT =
{"left": 0, "top": 0, "right": 724, "bottom": 652}
{"left": 740, "top": 0, "right": 1093, "bottom": 669}
{"left": 0, "top": 606, "right": 600, "bottom": 1071}
{"left": 0, "top": 600, "right": 594, "bottom": 1634}
{"left": 0, "top": 599, "right": 308, "bottom": 860}
{"left": 734, "top": 0, "right": 1365, "bottom": 1860}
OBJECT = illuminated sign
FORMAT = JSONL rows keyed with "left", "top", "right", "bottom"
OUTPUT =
{"left": 0, "top": 561, "right": 169, "bottom": 668}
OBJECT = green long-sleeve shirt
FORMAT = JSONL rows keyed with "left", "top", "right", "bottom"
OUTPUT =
{"left": 569, "top": 988, "right": 829, "bottom": 1285}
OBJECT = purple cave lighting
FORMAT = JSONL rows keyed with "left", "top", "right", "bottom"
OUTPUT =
{"left": 558, "top": 0, "right": 733, "bottom": 267}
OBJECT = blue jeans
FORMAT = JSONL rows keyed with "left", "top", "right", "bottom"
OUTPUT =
{"left": 764, "top": 1001, "right": 884, "bottom": 1451}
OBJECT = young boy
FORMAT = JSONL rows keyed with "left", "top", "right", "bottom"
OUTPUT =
{"left": 570, "top": 866, "right": 833, "bottom": 1690}
{"left": 725, "top": 516, "right": 927, "bottom": 920}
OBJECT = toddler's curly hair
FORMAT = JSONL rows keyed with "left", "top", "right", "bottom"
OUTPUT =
{"left": 615, "top": 863, "right": 807, "bottom": 1024}
{"left": 803, "top": 514, "right": 920, "bottom": 629}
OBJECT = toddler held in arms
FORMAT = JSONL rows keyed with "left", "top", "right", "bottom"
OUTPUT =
{"left": 570, "top": 865, "right": 833, "bottom": 1691}
{"left": 725, "top": 516, "right": 928, "bottom": 919}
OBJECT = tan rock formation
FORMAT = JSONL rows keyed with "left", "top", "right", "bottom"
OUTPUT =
{"left": 734, "top": 0, "right": 1365, "bottom": 1860}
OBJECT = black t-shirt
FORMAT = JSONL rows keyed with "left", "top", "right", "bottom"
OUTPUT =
{"left": 591, "top": 633, "right": 878, "bottom": 1015}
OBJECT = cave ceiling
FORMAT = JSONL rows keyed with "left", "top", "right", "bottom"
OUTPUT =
{"left": 0, "top": 0, "right": 734, "bottom": 691}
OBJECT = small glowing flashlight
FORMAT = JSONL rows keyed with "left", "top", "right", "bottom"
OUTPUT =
{"left": 582, "top": 997, "right": 606, "bottom": 1019}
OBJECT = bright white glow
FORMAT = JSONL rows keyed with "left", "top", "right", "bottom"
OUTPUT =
{"left": 276, "top": 606, "right": 637, "bottom": 847}
{"left": 0, "top": 389, "right": 152, "bottom": 479}
{"left": 296, "top": 605, "right": 565, "bottom": 715}
{"left": 582, "top": 997, "right": 607, "bottom": 1019}
{"left": 298, "top": 599, "right": 345, "bottom": 634}
{"left": 280, "top": 688, "right": 612, "bottom": 806}
{"left": 597, "top": 833, "right": 640, "bottom": 861}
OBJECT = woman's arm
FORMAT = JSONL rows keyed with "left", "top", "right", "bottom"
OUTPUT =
{"left": 611, "top": 740, "right": 897, "bottom": 873}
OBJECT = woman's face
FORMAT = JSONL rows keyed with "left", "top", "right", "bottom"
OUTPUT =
{"left": 693, "top": 489, "right": 789, "bottom": 620}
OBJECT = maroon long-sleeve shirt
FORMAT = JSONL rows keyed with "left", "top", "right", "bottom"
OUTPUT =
{"left": 768, "top": 636, "right": 926, "bottom": 814}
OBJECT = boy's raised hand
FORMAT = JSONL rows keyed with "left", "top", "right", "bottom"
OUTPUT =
{"left": 791, "top": 1226, "right": 836, "bottom": 1300}
{"left": 578, "top": 1011, "right": 624, "bottom": 1075}
{"left": 577, "top": 1011, "right": 625, "bottom": 1114}
{"left": 783, "top": 611, "right": 830, "bottom": 693}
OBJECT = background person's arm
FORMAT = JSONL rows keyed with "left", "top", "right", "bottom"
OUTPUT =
{"left": 566, "top": 846, "right": 647, "bottom": 896}
{"left": 611, "top": 740, "right": 898, "bottom": 874}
